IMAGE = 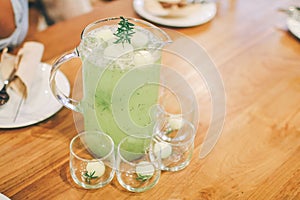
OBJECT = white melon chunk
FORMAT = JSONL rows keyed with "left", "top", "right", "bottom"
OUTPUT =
{"left": 168, "top": 115, "right": 183, "bottom": 130}
{"left": 154, "top": 141, "right": 172, "bottom": 159}
{"left": 86, "top": 160, "right": 105, "bottom": 177}
{"left": 134, "top": 50, "right": 154, "bottom": 66}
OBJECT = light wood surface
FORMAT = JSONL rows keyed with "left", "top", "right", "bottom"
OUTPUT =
{"left": 1, "top": 0, "right": 300, "bottom": 199}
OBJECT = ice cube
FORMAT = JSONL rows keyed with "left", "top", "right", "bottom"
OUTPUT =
{"left": 131, "top": 30, "right": 149, "bottom": 48}
{"left": 134, "top": 50, "right": 154, "bottom": 66}
{"left": 95, "top": 29, "right": 115, "bottom": 42}
{"left": 104, "top": 43, "right": 134, "bottom": 59}
{"left": 83, "top": 35, "right": 99, "bottom": 49}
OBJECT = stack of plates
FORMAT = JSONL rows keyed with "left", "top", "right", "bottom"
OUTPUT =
{"left": 133, "top": 0, "right": 217, "bottom": 27}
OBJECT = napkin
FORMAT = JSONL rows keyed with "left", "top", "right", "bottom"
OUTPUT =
{"left": 16, "top": 42, "right": 44, "bottom": 94}
{"left": 0, "top": 48, "right": 15, "bottom": 80}
{"left": 0, "top": 42, "right": 44, "bottom": 99}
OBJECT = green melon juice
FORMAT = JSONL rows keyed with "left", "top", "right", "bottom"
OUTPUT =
{"left": 80, "top": 25, "right": 163, "bottom": 147}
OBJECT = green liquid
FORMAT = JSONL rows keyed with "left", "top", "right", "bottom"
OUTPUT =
{"left": 81, "top": 27, "right": 162, "bottom": 147}
{"left": 94, "top": 64, "right": 160, "bottom": 145}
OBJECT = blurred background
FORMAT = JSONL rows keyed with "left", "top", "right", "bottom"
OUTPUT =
{"left": 27, "top": 0, "right": 109, "bottom": 37}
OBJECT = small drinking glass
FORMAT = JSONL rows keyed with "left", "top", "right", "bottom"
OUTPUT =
{"left": 153, "top": 117, "right": 196, "bottom": 172}
{"left": 70, "top": 131, "right": 115, "bottom": 189}
{"left": 116, "top": 136, "right": 161, "bottom": 192}
{"left": 158, "top": 88, "right": 198, "bottom": 128}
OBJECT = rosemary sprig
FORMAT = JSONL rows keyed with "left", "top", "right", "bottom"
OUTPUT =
{"left": 165, "top": 128, "right": 173, "bottom": 135}
{"left": 136, "top": 174, "right": 152, "bottom": 182}
{"left": 98, "top": 96, "right": 110, "bottom": 111}
{"left": 83, "top": 171, "right": 99, "bottom": 184}
{"left": 114, "top": 16, "right": 135, "bottom": 45}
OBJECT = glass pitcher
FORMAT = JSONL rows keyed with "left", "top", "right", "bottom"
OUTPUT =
{"left": 50, "top": 17, "right": 171, "bottom": 145}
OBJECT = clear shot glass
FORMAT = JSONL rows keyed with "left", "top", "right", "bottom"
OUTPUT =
{"left": 116, "top": 135, "right": 161, "bottom": 192}
{"left": 70, "top": 131, "right": 115, "bottom": 189}
{"left": 153, "top": 118, "right": 196, "bottom": 172}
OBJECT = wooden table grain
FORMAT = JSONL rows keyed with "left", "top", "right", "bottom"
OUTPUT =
{"left": 1, "top": 0, "right": 300, "bottom": 199}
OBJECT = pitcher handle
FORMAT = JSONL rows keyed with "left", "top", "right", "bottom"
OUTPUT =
{"left": 50, "top": 50, "right": 82, "bottom": 113}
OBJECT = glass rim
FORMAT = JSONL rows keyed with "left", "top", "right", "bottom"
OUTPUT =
{"left": 154, "top": 118, "right": 196, "bottom": 146}
{"left": 158, "top": 90, "right": 197, "bottom": 116}
{"left": 80, "top": 16, "right": 172, "bottom": 43}
{"left": 70, "top": 131, "right": 115, "bottom": 162}
{"left": 117, "top": 135, "right": 160, "bottom": 166}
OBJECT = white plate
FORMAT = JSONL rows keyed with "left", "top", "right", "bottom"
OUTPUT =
{"left": 287, "top": 17, "right": 300, "bottom": 39}
{"left": 133, "top": 0, "right": 217, "bottom": 27}
{"left": 0, "top": 193, "right": 10, "bottom": 200}
{"left": 0, "top": 63, "right": 70, "bottom": 128}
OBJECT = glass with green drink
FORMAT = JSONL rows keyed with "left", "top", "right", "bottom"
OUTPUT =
{"left": 50, "top": 17, "right": 171, "bottom": 148}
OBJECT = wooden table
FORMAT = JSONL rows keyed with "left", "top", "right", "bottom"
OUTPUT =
{"left": 1, "top": 0, "right": 300, "bottom": 199}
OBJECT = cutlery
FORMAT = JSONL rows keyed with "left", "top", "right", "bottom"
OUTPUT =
{"left": 0, "top": 70, "right": 16, "bottom": 105}
{"left": 0, "top": 52, "right": 23, "bottom": 106}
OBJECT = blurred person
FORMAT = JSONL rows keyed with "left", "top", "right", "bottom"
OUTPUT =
{"left": 41, "top": 0, "right": 93, "bottom": 24}
{"left": 0, "top": 0, "right": 29, "bottom": 50}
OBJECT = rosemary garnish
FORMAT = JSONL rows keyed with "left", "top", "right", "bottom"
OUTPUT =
{"left": 165, "top": 128, "right": 173, "bottom": 135}
{"left": 136, "top": 174, "right": 152, "bottom": 182}
{"left": 83, "top": 171, "right": 98, "bottom": 184}
{"left": 114, "top": 16, "right": 135, "bottom": 45}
